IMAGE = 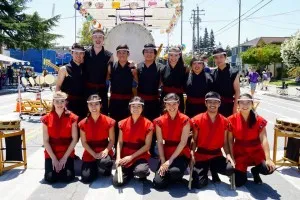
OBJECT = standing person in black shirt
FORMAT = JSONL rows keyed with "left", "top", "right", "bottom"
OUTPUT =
{"left": 108, "top": 44, "right": 138, "bottom": 147}
{"left": 160, "top": 47, "right": 187, "bottom": 113}
{"left": 211, "top": 47, "right": 240, "bottom": 182}
{"left": 56, "top": 43, "right": 86, "bottom": 120}
{"left": 83, "top": 29, "right": 113, "bottom": 115}
{"left": 137, "top": 43, "right": 163, "bottom": 157}
{"left": 185, "top": 57, "right": 213, "bottom": 118}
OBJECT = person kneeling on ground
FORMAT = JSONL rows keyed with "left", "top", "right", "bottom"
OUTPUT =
{"left": 113, "top": 96, "right": 153, "bottom": 187}
{"left": 42, "top": 91, "right": 78, "bottom": 183}
{"left": 79, "top": 94, "right": 115, "bottom": 183}
{"left": 228, "top": 93, "right": 275, "bottom": 187}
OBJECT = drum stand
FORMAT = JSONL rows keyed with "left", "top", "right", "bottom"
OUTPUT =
{"left": 273, "top": 128, "right": 300, "bottom": 169}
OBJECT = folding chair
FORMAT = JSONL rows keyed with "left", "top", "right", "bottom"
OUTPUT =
{"left": 0, "top": 129, "right": 27, "bottom": 175}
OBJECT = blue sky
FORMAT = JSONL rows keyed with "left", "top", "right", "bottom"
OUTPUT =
{"left": 25, "top": 0, "right": 300, "bottom": 51}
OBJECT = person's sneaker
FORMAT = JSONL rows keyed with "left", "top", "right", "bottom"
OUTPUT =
{"left": 251, "top": 168, "right": 263, "bottom": 184}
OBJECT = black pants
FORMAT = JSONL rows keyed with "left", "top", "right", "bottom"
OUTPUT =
{"left": 218, "top": 102, "right": 234, "bottom": 117}
{"left": 192, "top": 156, "right": 234, "bottom": 189}
{"left": 81, "top": 155, "right": 113, "bottom": 183}
{"left": 113, "top": 159, "right": 150, "bottom": 187}
{"left": 67, "top": 99, "right": 87, "bottom": 121}
{"left": 143, "top": 100, "right": 160, "bottom": 156}
{"left": 153, "top": 156, "right": 189, "bottom": 189}
{"left": 185, "top": 102, "right": 207, "bottom": 118}
{"left": 44, "top": 157, "right": 75, "bottom": 183}
{"left": 235, "top": 161, "right": 273, "bottom": 187}
{"left": 109, "top": 99, "right": 130, "bottom": 147}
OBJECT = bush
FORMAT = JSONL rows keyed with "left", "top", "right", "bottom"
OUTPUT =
{"left": 287, "top": 66, "right": 300, "bottom": 78}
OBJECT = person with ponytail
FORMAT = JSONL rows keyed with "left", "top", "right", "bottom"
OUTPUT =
{"left": 42, "top": 91, "right": 78, "bottom": 183}
{"left": 160, "top": 47, "right": 187, "bottom": 113}
{"left": 227, "top": 93, "right": 275, "bottom": 187}
{"left": 78, "top": 94, "right": 115, "bottom": 183}
{"left": 113, "top": 96, "right": 153, "bottom": 187}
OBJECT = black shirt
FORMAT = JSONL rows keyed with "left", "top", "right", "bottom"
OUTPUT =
{"left": 110, "top": 62, "right": 133, "bottom": 95}
{"left": 137, "top": 62, "right": 163, "bottom": 96}
{"left": 185, "top": 71, "right": 213, "bottom": 98}
{"left": 61, "top": 60, "right": 84, "bottom": 97}
{"left": 83, "top": 46, "right": 112, "bottom": 85}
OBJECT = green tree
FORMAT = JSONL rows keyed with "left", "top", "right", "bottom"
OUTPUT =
{"left": 203, "top": 28, "right": 209, "bottom": 49}
{"left": 226, "top": 45, "right": 232, "bottom": 57}
{"left": 79, "top": 21, "right": 93, "bottom": 46}
{"left": 241, "top": 44, "right": 282, "bottom": 67}
{"left": 0, "top": 0, "right": 60, "bottom": 51}
{"left": 281, "top": 31, "right": 300, "bottom": 67}
{"left": 209, "top": 29, "right": 215, "bottom": 49}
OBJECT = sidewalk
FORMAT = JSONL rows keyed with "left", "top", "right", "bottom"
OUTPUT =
{"left": 243, "top": 84, "right": 300, "bottom": 102}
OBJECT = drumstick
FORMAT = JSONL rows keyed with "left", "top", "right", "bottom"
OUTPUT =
{"left": 230, "top": 173, "right": 236, "bottom": 190}
{"left": 117, "top": 165, "right": 123, "bottom": 184}
{"left": 188, "top": 164, "right": 194, "bottom": 190}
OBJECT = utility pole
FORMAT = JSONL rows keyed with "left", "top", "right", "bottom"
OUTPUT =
{"left": 191, "top": 10, "right": 196, "bottom": 54}
{"left": 191, "top": 6, "right": 204, "bottom": 55}
{"left": 75, "top": 0, "right": 77, "bottom": 43}
{"left": 237, "top": 0, "right": 241, "bottom": 71}
{"left": 180, "top": 0, "right": 183, "bottom": 46}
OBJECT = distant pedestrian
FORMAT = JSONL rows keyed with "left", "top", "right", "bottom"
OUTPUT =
{"left": 248, "top": 68, "right": 260, "bottom": 97}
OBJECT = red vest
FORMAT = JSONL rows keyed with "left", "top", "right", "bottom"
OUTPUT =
{"left": 119, "top": 116, "right": 153, "bottom": 167}
{"left": 228, "top": 113, "right": 267, "bottom": 161}
{"left": 191, "top": 112, "right": 228, "bottom": 161}
{"left": 154, "top": 112, "right": 191, "bottom": 160}
{"left": 41, "top": 111, "right": 78, "bottom": 159}
{"left": 78, "top": 114, "right": 115, "bottom": 162}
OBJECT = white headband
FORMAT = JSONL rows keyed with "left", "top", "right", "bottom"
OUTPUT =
{"left": 143, "top": 47, "right": 156, "bottom": 50}
{"left": 164, "top": 100, "right": 179, "bottom": 103}
{"left": 193, "top": 61, "right": 204, "bottom": 64}
{"left": 53, "top": 97, "right": 67, "bottom": 100}
{"left": 71, "top": 49, "right": 85, "bottom": 53}
{"left": 237, "top": 99, "right": 254, "bottom": 101}
{"left": 205, "top": 98, "right": 221, "bottom": 101}
{"left": 117, "top": 49, "right": 130, "bottom": 52}
{"left": 92, "top": 33, "right": 104, "bottom": 37}
{"left": 213, "top": 52, "right": 227, "bottom": 56}
{"left": 168, "top": 52, "right": 180, "bottom": 55}
{"left": 87, "top": 99, "right": 101, "bottom": 103}
{"left": 129, "top": 101, "right": 144, "bottom": 105}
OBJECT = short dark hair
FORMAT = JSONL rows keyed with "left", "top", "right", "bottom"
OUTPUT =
{"left": 200, "top": 54, "right": 209, "bottom": 60}
{"left": 116, "top": 44, "right": 129, "bottom": 52}
{"left": 71, "top": 43, "right": 85, "bottom": 51}
{"left": 142, "top": 43, "right": 157, "bottom": 55}
{"left": 92, "top": 29, "right": 105, "bottom": 36}
{"left": 213, "top": 48, "right": 227, "bottom": 57}
{"left": 205, "top": 91, "right": 221, "bottom": 100}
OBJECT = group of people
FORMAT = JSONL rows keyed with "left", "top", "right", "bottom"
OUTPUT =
{"left": 41, "top": 29, "right": 275, "bottom": 190}
{"left": 247, "top": 68, "right": 272, "bottom": 96}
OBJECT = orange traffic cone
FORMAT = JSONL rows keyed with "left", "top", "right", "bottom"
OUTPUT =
{"left": 15, "top": 99, "right": 23, "bottom": 112}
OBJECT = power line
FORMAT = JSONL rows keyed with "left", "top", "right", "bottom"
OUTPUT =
{"left": 215, "top": 0, "right": 274, "bottom": 36}
{"left": 246, "top": 19, "right": 300, "bottom": 30}
{"left": 215, "top": 0, "right": 265, "bottom": 33}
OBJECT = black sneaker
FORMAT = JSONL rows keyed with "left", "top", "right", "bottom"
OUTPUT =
{"left": 251, "top": 168, "right": 263, "bottom": 184}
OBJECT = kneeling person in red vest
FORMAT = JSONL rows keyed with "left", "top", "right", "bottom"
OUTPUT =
{"left": 228, "top": 93, "right": 275, "bottom": 187}
{"left": 79, "top": 94, "right": 115, "bottom": 183}
{"left": 113, "top": 96, "right": 153, "bottom": 187}
{"left": 42, "top": 91, "right": 79, "bottom": 183}
{"left": 190, "top": 91, "right": 234, "bottom": 189}
{"left": 153, "top": 93, "right": 191, "bottom": 189}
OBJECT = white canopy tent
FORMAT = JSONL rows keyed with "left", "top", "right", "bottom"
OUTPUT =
{"left": 0, "top": 53, "right": 30, "bottom": 65}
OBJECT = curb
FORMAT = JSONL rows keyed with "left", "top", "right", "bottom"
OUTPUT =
{"left": 264, "top": 93, "right": 300, "bottom": 103}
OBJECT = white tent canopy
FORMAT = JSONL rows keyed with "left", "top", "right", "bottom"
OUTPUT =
{"left": 0, "top": 54, "right": 30, "bottom": 65}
